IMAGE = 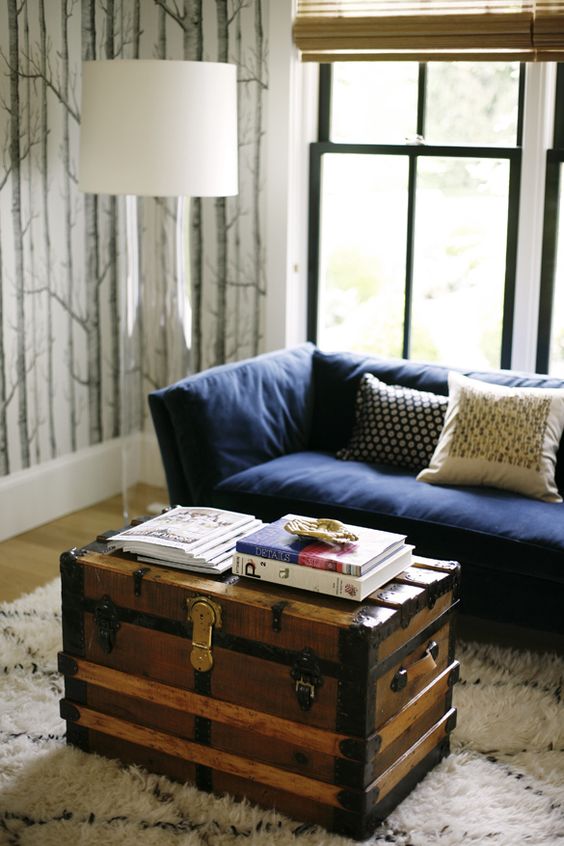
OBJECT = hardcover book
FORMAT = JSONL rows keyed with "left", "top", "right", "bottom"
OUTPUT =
{"left": 235, "top": 514, "right": 406, "bottom": 577}
{"left": 232, "top": 545, "right": 414, "bottom": 601}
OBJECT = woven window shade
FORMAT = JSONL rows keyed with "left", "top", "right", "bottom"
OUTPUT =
{"left": 536, "top": 1, "right": 564, "bottom": 56}
{"left": 293, "top": 1, "right": 564, "bottom": 61}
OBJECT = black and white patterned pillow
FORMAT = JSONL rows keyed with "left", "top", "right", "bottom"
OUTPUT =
{"left": 337, "top": 373, "right": 448, "bottom": 471}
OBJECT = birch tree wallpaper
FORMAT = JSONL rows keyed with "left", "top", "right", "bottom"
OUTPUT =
{"left": 0, "top": 0, "right": 268, "bottom": 479}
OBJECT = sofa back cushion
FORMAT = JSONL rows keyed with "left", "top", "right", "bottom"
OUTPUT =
{"left": 310, "top": 350, "right": 450, "bottom": 452}
{"left": 311, "top": 349, "right": 564, "bottom": 491}
{"left": 150, "top": 343, "right": 315, "bottom": 505}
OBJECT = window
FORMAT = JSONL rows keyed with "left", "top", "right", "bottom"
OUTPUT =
{"left": 308, "top": 62, "right": 527, "bottom": 370}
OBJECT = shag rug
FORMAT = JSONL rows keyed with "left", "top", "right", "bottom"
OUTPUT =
{"left": 0, "top": 581, "right": 563, "bottom": 846}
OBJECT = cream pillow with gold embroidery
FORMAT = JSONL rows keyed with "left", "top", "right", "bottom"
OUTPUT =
{"left": 417, "top": 372, "right": 564, "bottom": 502}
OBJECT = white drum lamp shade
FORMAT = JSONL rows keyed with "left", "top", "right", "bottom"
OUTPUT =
{"left": 79, "top": 60, "right": 238, "bottom": 198}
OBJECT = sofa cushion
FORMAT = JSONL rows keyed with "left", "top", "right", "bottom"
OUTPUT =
{"left": 310, "top": 350, "right": 451, "bottom": 453}
{"left": 215, "top": 451, "right": 564, "bottom": 583}
{"left": 310, "top": 348, "right": 564, "bottom": 492}
{"left": 149, "top": 344, "right": 315, "bottom": 504}
{"left": 337, "top": 374, "right": 448, "bottom": 471}
{"left": 418, "top": 372, "right": 564, "bottom": 502}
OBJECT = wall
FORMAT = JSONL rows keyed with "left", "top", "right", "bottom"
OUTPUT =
{"left": 0, "top": 0, "right": 268, "bottom": 539}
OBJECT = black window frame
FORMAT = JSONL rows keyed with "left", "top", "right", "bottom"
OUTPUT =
{"left": 307, "top": 62, "right": 526, "bottom": 369}
{"left": 536, "top": 64, "right": 564, "bottom": 374}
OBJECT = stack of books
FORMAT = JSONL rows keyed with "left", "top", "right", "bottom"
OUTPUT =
{"left": 233, "top": 514, "right": 413, "bottom": 600}
{"left": 107, "top": 506, "right": 262, "bottom": 574}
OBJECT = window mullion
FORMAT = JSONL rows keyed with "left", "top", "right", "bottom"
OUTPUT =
{"left": 307, "top": 64, "right": 331, "bottom": 344}
{"left": 307, "top": 146, "right": 323, "bottom": 343}
{"left": 553, "top": 64, "right": 564, "bottom": 148}
{"left": 536, "top": 157, "right": 562, "bottom": 373}
{"left": 403, "top": 156, "right": 418, "bottom": 359}
{"left": 536, "top": 65, "right": 564, "bottom": 374}
{"left": 318, "top": 64, "right": 332, "bottom": 143}
{"left": 417, "top": 63, "right": 426, "bottom": 138}
{"left": 403, "top": 64, "right": 426, "bottom": 359}
{"left": 501, "top": 158, "right": 521, "bottom": 368}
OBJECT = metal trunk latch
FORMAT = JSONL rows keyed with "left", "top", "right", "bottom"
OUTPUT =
{"left": 133, "top": 567, "right": 150, "bottom": 596}
{"left": 186, "top": 596, "right": 222, "bottom": 672}
{"left": 94, "top": 596, "right": 120, "bottom": 654}
{"left": 291, "top": 647, "right": 323, "bottom": 711}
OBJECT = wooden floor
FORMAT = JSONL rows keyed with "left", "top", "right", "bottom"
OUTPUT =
{"left": 0, "top": 483, "right": 168, "bottom": 603}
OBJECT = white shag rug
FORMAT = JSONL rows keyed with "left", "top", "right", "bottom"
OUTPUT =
{"left": 0, "top": 580, "right": 563, "bottom": 846}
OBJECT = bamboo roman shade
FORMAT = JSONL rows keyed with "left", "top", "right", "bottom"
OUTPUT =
{"left": 293, "top": 1, "right": 564, "bottom": 61}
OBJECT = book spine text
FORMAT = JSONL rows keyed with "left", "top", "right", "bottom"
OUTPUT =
{"left": 233, "top": 553, "right": 362, "bottom": 600}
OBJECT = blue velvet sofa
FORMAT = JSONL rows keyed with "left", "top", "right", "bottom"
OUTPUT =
{"left": 149, "top": 343, "right": 564, "bottom": 633}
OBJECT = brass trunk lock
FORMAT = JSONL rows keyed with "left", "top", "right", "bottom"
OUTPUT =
{"left": 186, "top": 596, "right": 222, "bottom": 672}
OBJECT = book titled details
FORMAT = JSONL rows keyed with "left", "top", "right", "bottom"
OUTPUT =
{"left": 232, "top": 545, "right": 414, "bottom": 601}
{"left": 235, "top": 514, "right": 406, "bottom": 577}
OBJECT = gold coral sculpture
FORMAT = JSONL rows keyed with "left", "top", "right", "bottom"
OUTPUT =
{"left": 283, "top": 517, "right": 359, "bottom": 546}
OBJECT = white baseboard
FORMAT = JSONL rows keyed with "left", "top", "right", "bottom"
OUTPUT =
{"left": 0, "top": 432, "right": 166, "bottom": 543}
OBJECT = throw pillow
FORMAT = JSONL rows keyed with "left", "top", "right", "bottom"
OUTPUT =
{"left": 417, "top": 371, "right": 564, "bottom": 502}
{"left": 337, "top": 374, "right": 449, "bottom": 471}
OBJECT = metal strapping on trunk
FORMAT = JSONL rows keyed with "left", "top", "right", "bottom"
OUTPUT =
{"left": 196, "top": 765, "right": 213, "bottom": 792}
{"left": 60, "top": 549, "right": 85, "bottom": 656}
{"left": 271, "top": 600, "right": 289, "bottom": 632}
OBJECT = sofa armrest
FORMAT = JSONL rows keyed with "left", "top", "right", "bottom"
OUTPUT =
{"left": 149, "top": 344, "right": 315, "bottom": 505}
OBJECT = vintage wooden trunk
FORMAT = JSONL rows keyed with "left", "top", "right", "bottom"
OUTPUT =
{"left": 58, "top": 533, "right": 460, "bottom": 841}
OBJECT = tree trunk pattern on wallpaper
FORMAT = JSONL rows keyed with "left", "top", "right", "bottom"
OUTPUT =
{"left": 252, "top": 0, "right": 266, "bottom": 356}
{"left": 61, "top": 0, "right": 79, "bottom": 453}
{"left": 0, "top": 64, "right": 13, "bottom": 478}
{"left": 82, "top": 0, "right": 102, "bottom": 446}
{"left": 186, "top": 0, "right": 203, "bottom": 374}
{"left": 233, "top": 4, "right": 243, "bottom": 357}
{"left": 153, "top": 0, "right": 204, "bottom": 375}
{"left": 0, "top": 227, "right": 9, "bottom": 477}
{"left": 133, "top": 0, "right": 141, "bottom": 58}
{"left": 8, "top": 0, "right": 30, "bottom": 470}
{"left": 104, "top": 0, "right": 121, "bottom": 439}
{"left": 24, "top": 5, "right": 40, "bottom": 466}
{"left": 214, "top": 0, "right": 228, "bottom": 366}
{"left": 149, "top": 4, "right": 175, "bottom": 394}
{"left": 0, "top": 0, "right": 268, "bottom": 480}
{"left": 39, "top": 0, "right": 58, "bottom": 459}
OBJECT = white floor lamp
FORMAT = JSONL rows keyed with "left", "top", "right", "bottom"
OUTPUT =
{"left": 79, "top": 60, "right": 238, "bottom": 521}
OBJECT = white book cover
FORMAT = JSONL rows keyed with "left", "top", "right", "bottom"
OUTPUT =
{"left": 232, "top": 545, "right": 414, "bottom": 601}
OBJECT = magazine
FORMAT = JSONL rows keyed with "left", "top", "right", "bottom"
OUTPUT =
{"left": 138, "top": 551, "right": 235, "bottom": 574}
{"left": 108, "top": 506, "right": 260, "bottom": 572}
